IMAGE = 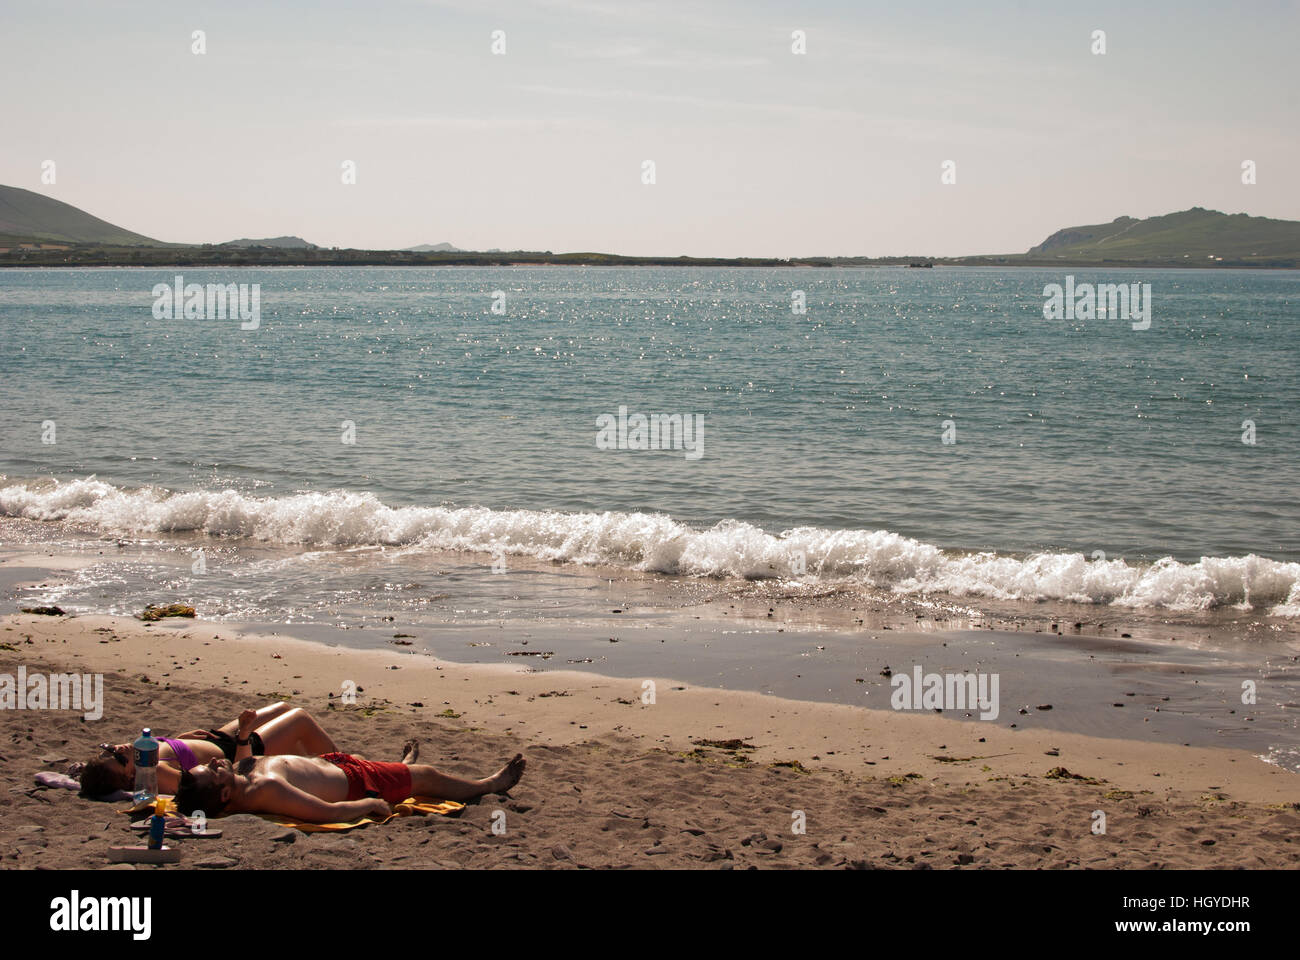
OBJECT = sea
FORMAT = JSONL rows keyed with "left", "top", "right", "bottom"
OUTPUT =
{"left": 1, "top": 265, "right": 1298, "bottom": 761}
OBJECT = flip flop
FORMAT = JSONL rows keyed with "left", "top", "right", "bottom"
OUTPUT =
{"left": 131, "top": 819, "right": 222, "bottom": 838}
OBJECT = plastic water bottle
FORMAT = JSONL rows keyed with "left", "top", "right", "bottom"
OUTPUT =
{"left": 132, "top": 728, "right": 159, "bottom": 805}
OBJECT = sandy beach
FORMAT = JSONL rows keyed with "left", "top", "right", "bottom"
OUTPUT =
{"left": 6, "top": 3, "right": 1299, "bottom": 941}
{"left": 3, "top": 610, "right": 1297, "bottom": 870}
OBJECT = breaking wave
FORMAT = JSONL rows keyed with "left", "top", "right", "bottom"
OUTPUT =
{"left": 4, "top": 476, "right": 1298, "bottom": 617}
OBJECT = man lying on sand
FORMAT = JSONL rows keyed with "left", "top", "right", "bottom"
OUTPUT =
{"left": 78, "top": 701, "right": 336, "bottom": 798}
{"left": 173, "top": 724, "right": 526, "bottom": 824}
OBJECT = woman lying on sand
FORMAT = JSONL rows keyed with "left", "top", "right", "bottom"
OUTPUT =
{"left": 77, "top": 701, "right": 336, "bottom": 799}
{"left": 174, "top": 714, "right": 526, "bottom": 824}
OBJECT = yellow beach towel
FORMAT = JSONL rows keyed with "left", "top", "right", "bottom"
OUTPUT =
{"left": 123, "top": 796, "right": 175, "bottom": 816}
{"left": 124, "top": 794, "right": 464, "bottom": 832}
{"left": 265, "top": 797, "right": 465, "bottom": 833}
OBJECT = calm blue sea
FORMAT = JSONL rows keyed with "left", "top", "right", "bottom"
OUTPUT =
{"left": 1, "top": 265, "right": 1297, "bottom": 616}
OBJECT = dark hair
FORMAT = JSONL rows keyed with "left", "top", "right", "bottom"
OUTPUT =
{"left": 78, "top": 757, "right": 128, "bottom": 799}
{"left": 174, "top": 769, "right": 228, "bottom": 817}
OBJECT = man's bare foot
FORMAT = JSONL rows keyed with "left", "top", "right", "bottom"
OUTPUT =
{"left": 480, "top": 754, "right": 526, "bottom": 795}
{"left": 400, "top": 739, "right": 420, "bottom": 764}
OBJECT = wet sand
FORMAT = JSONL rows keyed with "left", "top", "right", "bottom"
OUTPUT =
{"left": 4, "top": 531, "right": 1300, "bottom": 767}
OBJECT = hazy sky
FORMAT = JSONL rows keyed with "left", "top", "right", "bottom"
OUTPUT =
{"left": 3, "top": 0, "right": 1297, "bottom": 256}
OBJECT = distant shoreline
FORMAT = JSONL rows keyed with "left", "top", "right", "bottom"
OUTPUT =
{"left": 2, "top": 250, "right": 1297, "bottom": 269}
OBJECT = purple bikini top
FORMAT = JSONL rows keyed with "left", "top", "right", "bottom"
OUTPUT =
{"left": 156, "top": 737, "right": 199, "bottom": 772}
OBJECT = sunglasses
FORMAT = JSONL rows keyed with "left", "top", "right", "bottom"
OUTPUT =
{"left": 97, "top": 744, "right": 128, "bottom": 766}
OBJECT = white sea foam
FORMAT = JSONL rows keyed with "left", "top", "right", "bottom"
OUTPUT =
{"left": 3, "top": 477, "right": 1298, "bottom": 616}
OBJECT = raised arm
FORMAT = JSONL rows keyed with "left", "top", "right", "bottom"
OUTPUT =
{"left": 233, "top": 710, "right": 259, "bottom": 763}
{"left": 213, "top": 702, "right": 293, "bottom": 739}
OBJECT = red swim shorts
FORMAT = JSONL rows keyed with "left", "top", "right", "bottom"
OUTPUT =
{"left": 320, "top": 752, "right": 413, "bottom": 804}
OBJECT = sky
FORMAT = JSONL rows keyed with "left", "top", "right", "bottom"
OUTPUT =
{"left": 2, "top": 0, "right": 1297, "bottom": 257}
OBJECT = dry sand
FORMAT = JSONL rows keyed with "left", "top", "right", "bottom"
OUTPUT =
{"left": 2, "top": 612, "right": 1297, "bottom": 869}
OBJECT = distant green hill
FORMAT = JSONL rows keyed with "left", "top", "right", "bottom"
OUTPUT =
{"left": 405, "top": 242, "right": 463, "bottom": 252}
{"left": 1026, "top": 207, "right": 1300, "bottom": 261}
{"left": 1, "top": 184, "right": 1296, "bottom": 267}
{"left": 220, "top": 236, "right": 318, "bottom": 249}
{"left": 0, "top": 184, "right": 163, "bottom": 246}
